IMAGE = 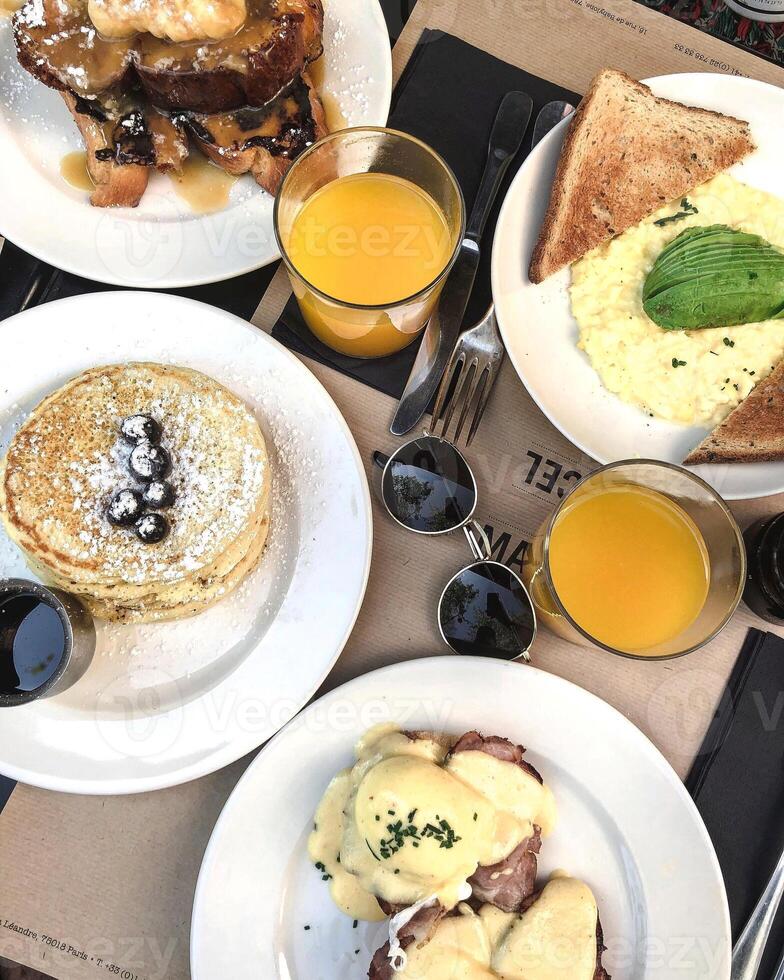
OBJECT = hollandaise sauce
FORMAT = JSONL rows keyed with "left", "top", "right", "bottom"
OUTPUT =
{"left": 394, "top": 878, "right": 600, "bottom": 980}
{"left": 283, "top": 174, "right": 455, "bottom": 357}
{"left": 308, "top": 725, "right": 556, "bottom": 921}
{"left": 548, "top": 484, "right": 710, "bottom": 653}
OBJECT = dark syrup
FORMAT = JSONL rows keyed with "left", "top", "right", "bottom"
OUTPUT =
{"left": 0, "top": 593, "right": 67, "bottom": 695}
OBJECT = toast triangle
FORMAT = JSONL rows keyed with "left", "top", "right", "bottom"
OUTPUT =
{"left": 685, "top": 360, "right": 784, "bottom": 465}
{"left": 529, "top": 68, "right": 755, "bottom": 283}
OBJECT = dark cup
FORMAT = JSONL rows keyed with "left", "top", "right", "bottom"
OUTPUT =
{"left": 0, "top": 579, "right": 95, "bottom": 708}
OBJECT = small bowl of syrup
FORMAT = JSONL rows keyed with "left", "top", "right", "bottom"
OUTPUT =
{"left": 0, "top": 579, "right": 95, "bottom": 708}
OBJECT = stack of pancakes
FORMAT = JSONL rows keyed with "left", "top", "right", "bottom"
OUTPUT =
{"left": 0, "top": 363, "right": 271, "bottom": 624}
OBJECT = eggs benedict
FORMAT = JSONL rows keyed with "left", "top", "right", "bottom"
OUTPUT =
{"left": 308, "top": 725, "right": 556, "bottom": 922}
{"left": 369, "top": 876, "right": 611, "bottom": 980}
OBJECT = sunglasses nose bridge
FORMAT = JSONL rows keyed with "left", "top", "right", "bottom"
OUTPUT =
{"left": 463, "top": 519, "right": 491, "bottom": 561}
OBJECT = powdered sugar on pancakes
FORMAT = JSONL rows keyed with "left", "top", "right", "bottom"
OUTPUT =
{"left": 1, "top": 363, "right": 269, "bottom": 590}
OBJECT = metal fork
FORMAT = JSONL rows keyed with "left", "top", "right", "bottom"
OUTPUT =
{"left": 429, "top": 303, "right": 504, "bottom": 445}
{"left": 426, "top": 99, "right": 576, "bottom": 448}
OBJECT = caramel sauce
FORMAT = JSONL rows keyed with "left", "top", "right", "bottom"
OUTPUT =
{"left": 60, "top": 150, "right": 94, "bottom": 191}
{"left": 17, "top": 0, "right": 134, "bottom": 94}
{"left": 204, "top": 88, "right": 299, "bottom": 144}
{"left": 147, "top": 112, "right": 187, "bottom": 170}
{"left": 320, "top": 91, "right": 346, "bottom": 131}
{"left": 0, "top": 0, "right": 24, "bottom": 17}
{"left": 168, "top": 155, "right": 238, "bottom": 212}
{"left": 305, "top": 56, "right": 345, "bottom": 130}
{"left": 307, "top": 51, "right": 324, "bottom": 87}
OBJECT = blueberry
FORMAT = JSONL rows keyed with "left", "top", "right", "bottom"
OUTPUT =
{"left": 106, "top": 488, "right": 144, "bottom": 527}
{"left": 135, "top": 512, "right": 169, "bottom": 544}
{"left": 120, "top": 414, "right": 161, "bottom": 445}
{"left": 143, "top": 480, "right": 176, "bottom": 509}
{"left": 129, "top": 441, "right": 171, "bottom": 482}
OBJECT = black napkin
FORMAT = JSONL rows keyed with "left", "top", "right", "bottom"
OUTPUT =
{"left": 0, "top": 775, "right": 14, "bottom": 814}
{"left": 271, "top": 30, "right": 580, "bottom": 400}
{"left": 687, "top": 628, "right": 784, "bottom": 979}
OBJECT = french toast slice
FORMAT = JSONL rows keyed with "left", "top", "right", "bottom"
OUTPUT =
{"left": 135, "top": 0, "right": 323, "bottom": 113}
{"left": 148, "top": 111, "right": 189, "bottom": 173}
{"left": 184, "top": 71, "right": 326, "bottom": 194}
{"left": 63, "top": 95, "right": 188, "bottom": 205}
{"left": 529, "top": 68, "right": 755, "bottom": 283}
{"left": 684, "top": 360, "right": 784, "bottom": 464}
{"left": 63, "top": 92, "right": 150, "bottom": 207}
{"left": 14, "top": 0, "right": 135, "bottom": 97}
{"left": 15, "top": 0, "right": 322, "bottom": 114}
{"left": 14, "top": 0, "right": 324, "bottom": 206}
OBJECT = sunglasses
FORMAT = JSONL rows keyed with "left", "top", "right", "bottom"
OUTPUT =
{"left": 373, "top": 434, "right": 536, "bottom": 662}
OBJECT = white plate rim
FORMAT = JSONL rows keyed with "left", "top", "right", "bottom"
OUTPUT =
{"left": 491, "top": 72, "right": 784, "bottom": 501}
{"left": 0, "top": 291, "right": 373, "bottom": 795}
{"left": 189, "top": 655, "right": 732, "bottom": 980}
{"left": 0, "top": 0, "right": 393, "bottom": 288}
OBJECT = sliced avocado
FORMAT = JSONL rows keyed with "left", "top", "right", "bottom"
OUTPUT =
{"left": 643, "top": 225, "right": 784, "bottom": 330}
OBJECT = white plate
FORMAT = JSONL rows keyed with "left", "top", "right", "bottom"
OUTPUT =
{"left": 191, "top": 657, "right": 730, "bottom": 980}
{"left": 0, "top": 0, "right": 392, "bottom": 288}
{"left": 0, "top": 291, "right": 372, "bottom": 794}
{"left": 492, "top": 74, "right": 784, "bottom": 501}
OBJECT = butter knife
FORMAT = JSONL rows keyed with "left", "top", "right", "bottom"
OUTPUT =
{"left": 531, "top": 99, "right": 575, "bottom": 149}
{"left": 390, "top": 91, "right": 533, "bottom": 436}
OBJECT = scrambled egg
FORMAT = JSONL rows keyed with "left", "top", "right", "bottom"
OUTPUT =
{"left": 570, "top": 174, "right": 784, "bottom": 426}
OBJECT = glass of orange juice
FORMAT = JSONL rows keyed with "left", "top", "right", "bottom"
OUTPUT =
{"left": 522, "top": 461, "right": 745, "bottom": 660}
{"left": 273, "top": 128, "right": 465, "bottom": 358}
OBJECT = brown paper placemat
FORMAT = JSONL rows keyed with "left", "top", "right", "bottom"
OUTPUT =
{"left": 1, "top": 3, "right": 783, "bottom": 979}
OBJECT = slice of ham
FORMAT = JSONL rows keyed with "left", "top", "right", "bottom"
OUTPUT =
{"left": 467, "top": 831, "right": 542, "bottom": 912}
{"left": 448, "top": 729, "right": 545, "bottom": 785}
{"left": 368, "top": 903, "right": 446, "bottom": 980}
{"left": 595, "top": 917, "right": 612, "bottom": 980}
{"left": 449, "top": 730, "right": 544, "bottom": 912}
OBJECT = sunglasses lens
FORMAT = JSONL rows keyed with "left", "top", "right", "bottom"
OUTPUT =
{"left": 439, "top": 562, "right": 536, "bottom": 660}
{"left": 381, "top": 436, "right": 476, "bottom": 533}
